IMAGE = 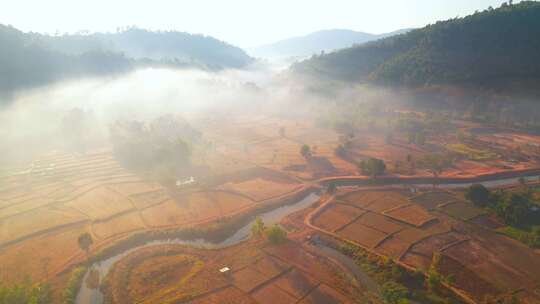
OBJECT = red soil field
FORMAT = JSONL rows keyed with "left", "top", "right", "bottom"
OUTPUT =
{"left": 410, "top": 191, "right": 457, "bottom": 210}
{"left": 384, "top": 204, "right": 435, "bottom": 227}
{"left": 469, "top": 214, "right": 504, "bottom": 229}
{"left": 92, "top": 211, "right": 146, "bottom": 240}
{"left": 218, "top": 177, "right": 301, "bottom": 201}
{"left": 337, "top": 219, "right": 388, "bottom": 248}
{"left": 409, "top": 231, "right": 467, "bottom": 257}
{"left": 188, "top": 286, "right": 256, "bottom": 304}
{"left": 374, "top": 236, "right": 411, "bottom": 259}
{"left": 299, "top": 283, "right": 352, "bottom": 304}
{"left": 251, "top": 283, "right": 298, "bottom": 304}
{"left": 437, "top": 254, "right": 500, "bottom": 302}
{"left": 312, "top": 203, "right": 366, "bottom": 232}
{"left": 355, "top": 212, "right": 404, "bottom": 234}
{"left": 438, "top": 201, "right": 486, "bottom": 220}
{"left": 273, "top": 268, "right": 319, "bottom": 299}
{"left": 232, "top": 267, "right": 272, "bottom": 292}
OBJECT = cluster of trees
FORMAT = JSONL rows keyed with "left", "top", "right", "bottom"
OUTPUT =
{"left": 339, "top": 243, "right": 460, "bottom": 304}
{"left": 300, "top": 144, "right": 312, "bottom": 159}
{"left": 251, "top": 217, "right": 288, "bottom": 244}
{"left": 358, "top": 158, "right": 386, "bottom": 177}
{"left": 0, "top": 279, "right": 52, "bottom": 304}
{"left": 293, "top": 1, "right": 540, "bottom": 92}
{"left": 466, "top": 184, "right": 540, "bottom": 246}
{"left": 0, "top": 23, "right": 133, "bottom": 97}
{"left": 109, "top": 115, "right": 199, "bottom": 182}
{"left": 0, "top": 24, "right": 253, "bottom": 100}
{"left": 39, "top": 28, "right": 253, "bottom": 69}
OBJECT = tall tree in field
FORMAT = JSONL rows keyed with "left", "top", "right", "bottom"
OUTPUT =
{"left": 251, "top": 217, "right": 265, "bottom": 238}
{"left": 300, "top": 144, "right": 312, "bottom": 159}
{"left": 78, "top": 232, "right": 94, "bottom": 259}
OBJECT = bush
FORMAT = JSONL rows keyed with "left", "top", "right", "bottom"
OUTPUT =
{"left": 63, "top": 266, "right": 88, "bottom": 304}
{"left": 465, "top": 184, "right": 490, "bottom": 207}
{"left": 0, "top": 277, "right": 52, "bottom": 304}
{"left": 380, "top": 281, "right": 409, "bottom": 304}
{"left": 265, "top": 225, "right": 287, "bottom": 244}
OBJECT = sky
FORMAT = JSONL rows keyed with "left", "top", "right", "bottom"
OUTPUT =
{"left": 1, "top": 0, "right": 517, "bottom": 47}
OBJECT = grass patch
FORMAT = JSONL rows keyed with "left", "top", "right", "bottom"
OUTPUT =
{"left": 446, "top": 144, "right": 497, "bottom": 161}
{"left": 497, "top": 226, "right": 540, "bottom": 248}
{"left": 63, "top": 266, "right": 88, "bottom": 304}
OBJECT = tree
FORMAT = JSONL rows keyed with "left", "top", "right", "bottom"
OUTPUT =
{"left": 380, "top": 281, "right": 409, "bottom": 304}
{"left": 496, "top": 192, "right": 530, "bottom": 226}
{"left": 251, "top": 217, "right": 265, "bottom": 238}
{"left": 327, "top": 182, "right": 337, "bottom": 194}
{"left": 78, "top": 232, "right": 93, "bottom": 258}
{"left": 335, "top": 144, "right": 347, "bottom": 158}
{"left": 465, "top": 184, "right": 490, "bottom": 207}
{"left": 265, "top": 225, "right": 287, "bottom": 244}
{"left": 300, "top": 144, "right": 312, "bottom": 159}
{"left": 359, "top": 158, "right": 386, "bottom": 177}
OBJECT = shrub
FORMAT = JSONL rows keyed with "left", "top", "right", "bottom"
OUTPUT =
{"left": 265, "top": 225, "right": 287, "bottom": 244}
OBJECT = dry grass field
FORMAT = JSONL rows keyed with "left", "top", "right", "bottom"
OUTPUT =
{"left": 313, "top": 188, "right": 540, "bottom": 303}
{"left": 3, "top": 113, "right": 540, "bottom": 303}
{"left": 103, "top": 240, "right": 360, "bottom": 304}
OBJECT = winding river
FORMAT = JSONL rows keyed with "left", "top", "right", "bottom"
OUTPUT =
{"left": 76, "top": 192, "right": 321, "bottom": 304}
{"left": 75, "top": 173, "right": 540, "bottom": 304}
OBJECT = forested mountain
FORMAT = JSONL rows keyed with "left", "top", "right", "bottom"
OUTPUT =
{"left": 36, "top": 28, "right": 253, "bottom": 68}
{"left": 0, "top": 24, "right": 133, "bottom": 94}
{"left": 249, "top": 29, "right": 410, "bottom": 59}
{"left": 292, "top": 1, "right": 540, "bottom": 91}
{"left": 0, "top": 25, "right": 253, "bottom": 96}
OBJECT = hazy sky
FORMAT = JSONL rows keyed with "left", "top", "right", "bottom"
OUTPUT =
{"left": 1, "top": 0, "right": 515, "bottom": 47}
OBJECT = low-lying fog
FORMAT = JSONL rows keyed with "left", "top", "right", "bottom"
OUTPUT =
{"left": 0, "top": 67, "right": 286, "bottom": 165}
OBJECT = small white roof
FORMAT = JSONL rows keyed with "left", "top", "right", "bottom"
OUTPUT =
{"left": 219, "top": 267, "right": 230, "bottom": 273}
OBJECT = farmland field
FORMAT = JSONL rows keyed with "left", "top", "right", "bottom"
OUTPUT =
{"left": 2, "top": 113, "right": 540, "bottom": 304}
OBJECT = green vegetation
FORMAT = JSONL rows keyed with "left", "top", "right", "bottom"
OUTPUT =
{"left": 358, "top": 158, "right": 386, "bottom": 177}
{"left": 265, "top": 224, "right": 288, "bottom": 244}
{"left": 109, "top": 115, "right": 199, "bottom": 182}
{"left": 498, "top": 226, "right": 540, "bottom": 248}
{"left": 465, "top": 185, "right": 540, "bottom": 247}
{"left": 416, "top": 154, "right": 453, "bottom": 175}
{"left": 300, "top": 144, "right": 312, "bottom": 159}
{"left": 63, "top": 266, "right": 88, "bottom": 304}
{"left": 0, "top": 278, "right": 51, "bottom": 304}
{"left": 446, "top": 144, "right": 496, "bottom": 161}
{"left": 0, "top": 24, "right": 252, "bottom": 99}
{"left": 380, "top": 281, "right": 410, "bottom": 304}
{"left": 250, "top": 217, "right": 266, "bottom": 238}
{"left": 338, "top": 243, "right": 462, "bottom": 304}
{"left": 294, "top": 1, "right": 540, "bottom": 90}
{"left": 250, "top": 218, "right": 288, "bottom": 244}
{"left": 77, "top": 232, "right": 93, "bottom": 257}
{"left": 465, "top": 184, "right": 490, "bottom": 207}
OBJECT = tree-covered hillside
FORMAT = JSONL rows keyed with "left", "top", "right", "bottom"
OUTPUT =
{"left": 37, "top": 28, "right": 253, "bottom": 69}
{"left": 0, "top": 25, "right": 253, "bottom": 97}
{"left": 0, "top": 24, "right": 133, "bottom": 94}
{"left": 292, "top": 1, "right": 540, "bottom": 89}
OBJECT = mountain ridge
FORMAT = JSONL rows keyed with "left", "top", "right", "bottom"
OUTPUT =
{"left": 291, "top": 1, "right": 540, "bottom": 95}
{"left": 248, "top": 28, "right": 411, "bottom": 59}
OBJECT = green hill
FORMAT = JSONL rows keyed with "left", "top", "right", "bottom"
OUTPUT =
{"left": 292, "top": 1, "right": 540, "bottom": 90}
{"left": 0, "top": 25, "right": 253, "bottom": 98}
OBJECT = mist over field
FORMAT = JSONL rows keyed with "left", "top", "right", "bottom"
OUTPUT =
{"left": 2, "top": 2, "right": 540, "bottom": 304}
{"left": 0, "top": 67, "right": 279, "bottom": 163}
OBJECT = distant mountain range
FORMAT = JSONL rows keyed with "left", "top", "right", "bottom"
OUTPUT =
{"left": 0, "top": 25, "right": 253, "bottom": 97}
{"left": 292, "top": 1, "right": 540, "bottom": 95}
{"left": 248, "top": 29, "right": 411, "bottom": 60}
